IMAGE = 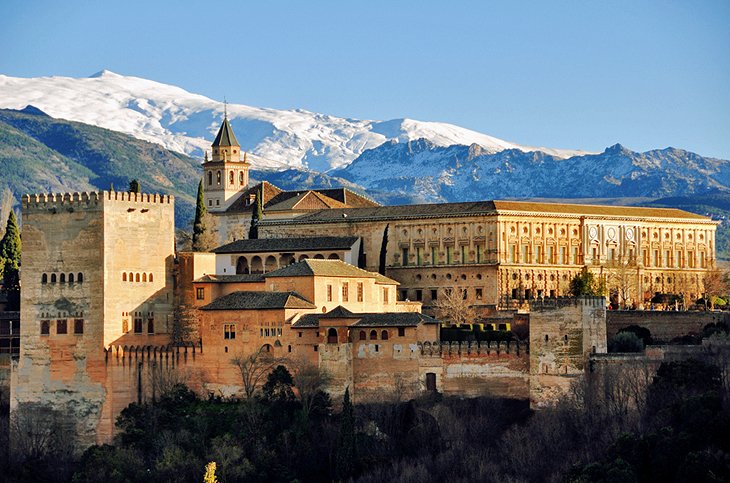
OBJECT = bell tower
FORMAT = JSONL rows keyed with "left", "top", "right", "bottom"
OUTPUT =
{"left": 203, "top": 106, "right": 250, "bottom": 212}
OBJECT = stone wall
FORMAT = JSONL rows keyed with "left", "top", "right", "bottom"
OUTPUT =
{"left": 606, "top": 310, "right": 729, "bottom": 343}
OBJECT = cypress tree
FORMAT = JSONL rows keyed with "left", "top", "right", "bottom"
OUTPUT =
{"left": 192, "top": 180, "right": 206, "bottom": 251}
{"left": 128, "top": 179, "right": 141, "bottom": 193}
{"left": 0, "top": 211, "right": 21, "bottom": 310}
{"left": 334, "top": 387, "right": 356, "bottom": 480}
{"left": 248, "top": 185, "right": 263, "bottom": 239}
{"left": 378, "top": 224, "right": 389, "bottom": 275}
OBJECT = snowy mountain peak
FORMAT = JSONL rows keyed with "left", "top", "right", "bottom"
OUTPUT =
{"left": 0, "top": 71, "right": 594, "bottom": 171}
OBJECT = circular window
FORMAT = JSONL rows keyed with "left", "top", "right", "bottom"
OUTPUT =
{"left": 573, "top": 229, "right": 578, "bottom": 236}
{"left": 667, "top": 277, "right": 672, "bottom": 284}
{"left": 523, "top": 227, "right": 529, "bottom": 234}
{"left": 446, "top": 274, "right": 452, "bottom": 280}
{"left": 415, "top": 274, "right": 422, "bottom": 281}
{"left": 511, "top": 226, "right": 516, "bottom": 233}
{"left": 536, "top": 227, "right": 541, "bottom": 235}
{"left": 550, "top": 274, "right": 555, "bottom": 281}
{"left": 403, "top": 230, "right": 408, "bottom": 236}
{"left": 525, "top": 274, "right": 531, "bottom": 280}
{"left": 512, "top": 273, "right": 518, "bottom": 280}
{"left": 537, "top": 274, "right": 543, "bottom": 281}
{"left": 548, "top": 228, "right": 554, "bottom": 235}
{"left": 561, "top": 228, "right": 566, "bottom": 235}
{"left": 476, "top": 274, "right": 482, "bottom": 280}
{"left": 431, "top": 274, "right": 437, "bottom": 280}
{"left": 448, "top": 228, "right": 453, "bottom": 235}
{"left": 462, "top": 227, "right": 468, "bottom": 234}
{"left": 700, "top": 234, "right": 704, "bottom": 240}
{"left": 460, "top": 274, "right": 467, "bottom": 280}
{"left": 655, "top": 277, "right": 661, "bottom": 284}
{"left": 562, "top": 275, "right": 568, "bottom": 281}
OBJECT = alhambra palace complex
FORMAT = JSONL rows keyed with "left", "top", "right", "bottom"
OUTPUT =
{"left": 10, "top": 118, "right": 722, "bottom": 447}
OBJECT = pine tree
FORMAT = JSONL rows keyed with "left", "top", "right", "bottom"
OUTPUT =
{"left": 0, "top": 211, "right": 21, "bottom": 310}
{"left": 248, "top": 185, "right": 263, "bottom": 239}
{"left": 128, "top": 179, "right": 141, "bottom": 193}
{"left": 192, "top": 180, "right": 207, "bottom": 252}
{"left": 334, "top": 387, "right": 356, "bottom": 480}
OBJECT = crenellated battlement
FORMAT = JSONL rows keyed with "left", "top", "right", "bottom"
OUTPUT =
{"left": 22, "top": 190, "right": 174, "bottom": 213}
{"left": 104, "top": 342, "right": 202, "bottom": 366}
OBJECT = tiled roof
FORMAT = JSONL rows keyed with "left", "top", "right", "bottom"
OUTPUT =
{"left": 265, "top": 191, "right": 349, "bottom": 212}
{"left": 212, "top": 236, "right": 360, "bottom": 254}
{"left": 264, "top": 259, "right": 399, "bottom": 284}
{"left": 201, "top": 291, "right": 316, "bottom": 310}
{"left": 315, "top": 188, "right": 380, "bottom": 208}
{"left": 212, "top": 118, "right": 239, "bottom": 147}
{"left": 492, "top": 200, "right": 710, "bottom": 220}
{"left": 292, "top": 311, "right": 439, "bottom": 328}
{"left": 194, "top": 274, "right": 265, "bottom": 283}
{"left": 225, "top": 181, "right": 283, "bottom": 214}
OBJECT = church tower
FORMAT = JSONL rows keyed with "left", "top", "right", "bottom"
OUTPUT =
{"left": 203, "top": 110, "right": 250, "bottom": 212}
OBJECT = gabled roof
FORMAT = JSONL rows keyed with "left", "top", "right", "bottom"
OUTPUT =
{"left": 194, "top": 274, "right": 265, "bottom": 283}
{"left": 212, "top": 117, "right": 239, "bottom": 147}
{"left": 319, "top": 306, "right": 357, "bottom": 318}
{"left": 292, "top": 311, "right": 439, "bottom": 328}
{"left": 225, "top": 181, "right": 283, "bottom": 214}
{"left": 315, "top": 188, "right": 380, "bottom": 208}
{"left": 212, "top": 236, "right": 360, "bottom": 254}
{"left": 264, "top": 259, "right": 399, "bottom": 284}
{"left": 200, "top": 291, "right": 315, "bottom": 310}
{"left": 265, "top": 190, "right": 349, "bottom": 212}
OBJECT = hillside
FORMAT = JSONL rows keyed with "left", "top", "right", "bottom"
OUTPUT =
{"left": 0, "top": 107, "right": 201, "bottom": 224}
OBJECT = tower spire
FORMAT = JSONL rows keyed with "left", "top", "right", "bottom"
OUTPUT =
{"left": 224, "top": 96, "right": 227, "bottom": 120}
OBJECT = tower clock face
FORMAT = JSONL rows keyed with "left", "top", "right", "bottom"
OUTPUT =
{"left": 589, "top": 226, "right": 598, "bottom": 239}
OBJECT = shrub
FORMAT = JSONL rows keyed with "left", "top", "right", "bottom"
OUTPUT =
{"left": 608, "top": 332, "right": 644, "bottom": 353}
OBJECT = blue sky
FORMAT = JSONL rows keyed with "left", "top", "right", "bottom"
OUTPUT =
{"left": 1, "top": 0, "right": 729, "bottom": 158}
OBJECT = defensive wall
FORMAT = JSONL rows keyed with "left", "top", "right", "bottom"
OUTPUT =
{"left": 606, "top": 310, "right": 729, "bottom": 343}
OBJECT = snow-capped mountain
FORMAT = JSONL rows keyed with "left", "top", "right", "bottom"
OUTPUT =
{"left": 331, "top": 139, "right": 730, "bottom": 203}
{"left": 0, "top": 70, "right": 590, "bottom": 171}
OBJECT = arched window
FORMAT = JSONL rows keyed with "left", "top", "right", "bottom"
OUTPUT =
{"left": 60, "top": 273, "right": 66, "bottom": 283}
{"left": 42, "top": 273, "right": 48, "bottom": 284}
{"left": 135, "top": 273, "right": 140, "bottom": 282}
{"left": 359, "top": 330, "right": 366, "bottom": 340}
{"left": 128, "top": 272, "right": 133, "bottom": 282}
{"left": 327, "top": 328, "right": 338, "bottom": 344}
{"left": 381, "top": 330, "right": 389, "bottom": 340}
{"left": 370, "top": 330, "right": 377, "bottom": 340}
{"left": 216, "top": 171, "right": 221, "bottom": 184}
{"left": 149, "top": 273, "right": 153, "bottom": 282}
{"left": 122, "top": 273, "right": 127, "bottom": 281}
{"left": 68, "top": 273, "right": 74, "bottom": 284}
{"left": 229, "top": 171, "right": 234, "bottom": 184}
{"left": 142, "top": 273, "right": 147, "bottom": 282}
{"left": 208, "top": 171, "right": 212, "bottom": 185}
{"left": 51, "top": 274, "right": 57, "bottom": 283}
{"left": 239, "top": 171, "right": 244, "bottom": 185}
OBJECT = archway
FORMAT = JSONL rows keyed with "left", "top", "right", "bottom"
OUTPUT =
{"left": 298, "top": 254, "right": 309, "bottom": 262}
{"left": 250, "top": 256, "right": 263, "bottom": 274}
{"left": 279, "top": 254, "right": 295, "bottom": 267}
{"left": 265, "top": 255, "right": 278, "bottom": 272}
{"left": 327, "top": 328, "right": 338, "bottom": 343}
{"left": 314, "top": 254, "right": 325, "bottom": 260}
{"left": 236, "top": 256, "right": 249, "bottom": 274}
{"left": 328, "top": 253, "right": 340, "bottom": 260}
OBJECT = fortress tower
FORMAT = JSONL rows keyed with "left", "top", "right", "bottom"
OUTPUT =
{"left": 203, "top": 112, "right": 250, "bottom": 212}
{"left": 11, "top": 191, "right": 175, "bottom": 446}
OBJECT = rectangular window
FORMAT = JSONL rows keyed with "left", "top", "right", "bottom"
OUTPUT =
{"left": 572, "top": 247, "right": 579, "bottom": 265}
{"left": 665, "top": 250, "right": 671, "bottom": 267}
{"left": 415, "top": 289, "right": 423, "bottom": 301}
{"left": 676, "top": 250, "right": 682, "bottom": 268}
{"left": 608, "top": 248, "right": 615, "bottom": 261}
{"left": 510, "top": 245, "right": 516, "bottom": 263}
{"left": 402, "top": 248, "right": 409, "bottom": 266}
{"left": 74, "top": 319, "right": 84, "bottom": 335}
{"left": 653, "top": 250, "right": 659, "bottom": 266}
{"left": 122, "top": 319, "right": 129, "bottom": 333}
{"left": 560, "top": 246, "right": 567, "bottom": 264}
{"left": 327, "top": 284, "right": 333, "bottom": 302}
{"left": 431, "top": 289, "right": 438, "bottom": 301}
{"left": 134, "top": 318, "right": 143, "bottom": 334}
{"left": 431, "top": 246, "right": 438, "bottom": 265}
{"left": 536, "top": 245, "right": 543, "bottom": 264}
{"left": 399, "top": 289, "right": 408, "bottom": 301}
{"left": 342, "top": 282, "right": 349, "bottom": 302}
{"left": 40, "top": 320, "right": 50, "bottom": 335}
{"left": 548, "top": 246, "right": 555, "bottom": 264}
{"left": 224, "top": 324, "right": 236, "bottom": 340}
{"left": 461, "top": 245, "right": 467, "bottom": 264}
{"left": 196, "top": 287, "right": 205, "bottom": 300}
{"left": 147, "top": 319, "right": 154, "bottom": 334}
{"left": 476, "top": 245, "right": 483, "bottom": 263}
{"left": 416, "top": 247, "right": 422, "bottom": 265}
{"left": 357, "top": 282, "right": 363, "bottom": 302}
{"left": 475, "top": 288, "right": 483, "bottom": 300}
{"left": 522, "top": 245, "right": 530, "bottom": 264}
{"left": 57, "top": 319, "right": 67, "bottom": 335}
{"left": 446, "top": 246, "right": 453, "bottom": 264}
{"left": 701, "top": 252, "right": 706, "bottom": 268}
{"left": 398, "top": 327, "right": 405, "bottom": 337}
{"left": 383, "top": 287, "right": 389, "bottom": 303}
{"left": 688, "top": 251, "right": 695, "bottom": 268}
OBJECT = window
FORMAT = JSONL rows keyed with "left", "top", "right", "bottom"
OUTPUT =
{"left": 135, "top": 273, "right": 140, "bottom": 282}
{"left": 229, "top": 171, "right": 234, "bottom": 184}
{"left": 357, "top": 282, "right": 363, "bottom": 302}
{"left": 446, "top": 246, "right": 453, "bottom": 264}
{"left": 536, "top": 245, "right": 543, "bottom": 264}
{"left": 196, "top": 287, "right": 205, "bottom": 300}
{"left": 40, "top": 320, "right": 50, "bottom": 335}
{"left": 149, "top": 273, "right": 153, "bottom": 282}
{"left": 147, "top": 319, "right": 154, "bottom": 334}
{"left": 665, "top": 250, "right": 671, "bottom": 267}
{"left": 42, "top": 273, "right": 48, "bottom": 284}
{"left": 461, "top": 245, "right": 467, "bottom": 264}
{"left": 326, "top": 284, "right": 333, "bottom": 302}
{"left": 314, "top": 345, "right": 318, "bottom": 352}
{"left": 521, "top": 245, "right": 530, "bottom": 264}
{"left": 676, "top": 250, "right": 682, "bottom": 268}
{"left": 57, "top": 319, "right": 67, "bottom": 335}
{"left": 383, "top": 287, "right": 389, "bottom": 303}
{"left": 134, "top": 318, "right": 143, "bottom": 334}
{"left": 69, "top": 273, "right": 74, "bottom": 284}
{"left": 476, "top": 288, "right": 483, "bottom": 300}
{"left": 74, "top": 319, "right": 84, "bottom": 335}
{"left": 416, "top": 247, "right": 422, "bottom": 265}
{"left": 431, "top": 289, "right": 438, "bottom": 301}
{"left": 415, "top": 289, "right": 422, "bottom": 301}
{"left": 548, "top": 246, "right": 554, "bottom": 264}
{"left": 208, "top": 171, "right": 213, "bottom": 185}
{"left": 398, "top": 327, "right": 405, "bottom": 337}
{"left": 327, "top": 328, "right": 338, "bottom": 343}
{"left": 51, "top": 273, "right": 57, "bottom": 283}
{"left": 60, "top": 273, "right": 66, "bottom": 283}
{"left": 402, "top": 248, "right": 409, "bottom": 266}
{"left": 509, "top": 245, "right": 516, "bottom": 263}
{"left": 209, "top": 200, "right": 212, "bottom": 206}
{"left": 370, "top": 330, "right": 377, "bottom": 340}
{"left": 381, "top": 330, "right": 389, "bottom": 340}
{"left": 123, "top": 273, "right": 127, "bottom": 282}
{"left": 342, "top": 282, "right": 349, "bottom": 302}
{"left": 224, "top": 324, "right": 236, "bottom": 340}
{"left": 123, "top": 319, "right": 129, "bottom": 333}
{"left": 572, "top": 247, "right": 579, "bottom": 265}
{"left": 476, "top": 245, "right": 483, "bottom": 263}
{"left": 239, "top": 172, "right": 244, "bottom": 185}
{"left": 142, "top": 273, "right": 147, "bottom": 282}
{"left": 359, "top": 330, "right": 366, "bottom": 340}
{"left": 216, "top": 200, "right": 219, "bottom": 206}
{"left": 216, "top": 170, "right": 221, "bottom": 184}
{"left": 431, "top": 246, "right": 438, "bottom": 265}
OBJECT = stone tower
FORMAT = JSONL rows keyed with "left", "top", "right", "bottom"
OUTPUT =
{"left": 11, "top": 191, "right": 175, "bottom": 446}
{"left": 203, "top": 111, "right": 250, "bottom": 212}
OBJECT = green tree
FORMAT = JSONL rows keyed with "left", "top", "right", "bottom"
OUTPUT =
{"left": 569, "top": 269, "right": 605, "bottom": 297}
{"left": 192, "top": 180, "right": 207, "bottom": 251}
{"left": 248, "top": 186, "right": 263, "bottom": 239}
{"left": 262, "top": 365, "right": 295, "bottom": 402}
{"left": 128, "top": 179, "right": 141, "bottom": 193}
{"left": 335, "top": 388, "right": 356, "bottom": 481}
{"left": 378, "top": 224, "right": 389, "bottom": 275}
{"left": 0, "top": 211, "right": 21, "bottom": 310}
{"left": 608, "top": 332, "right": 644, "bottom": 353}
